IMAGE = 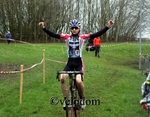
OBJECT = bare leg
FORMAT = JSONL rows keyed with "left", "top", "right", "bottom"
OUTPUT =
{"left": 76, "top": 74, "right": 84, "bottom": 98}
{"left": 60, "top": 74, "right": 68, "bottom": 97}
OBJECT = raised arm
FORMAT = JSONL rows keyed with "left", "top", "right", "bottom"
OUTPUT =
{"left": 38, "top": 22, "right": 60, "bottom": 39}
{"left": 90, "top": 20, "right": 114, "bottom": 39}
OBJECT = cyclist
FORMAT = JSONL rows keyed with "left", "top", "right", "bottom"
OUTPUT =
{"left": 38, "top": 19, "right": 114, "bottom": 109}
{"left": 140, "top": 72, "right": 150, "bottom": 110}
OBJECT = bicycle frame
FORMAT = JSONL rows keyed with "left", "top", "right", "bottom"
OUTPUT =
{"left": 57, "top": 71, "right": 83, "bottom": 117}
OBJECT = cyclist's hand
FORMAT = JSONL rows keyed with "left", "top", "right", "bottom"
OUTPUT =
{"left": 38, "top": 22, "right": 45, "bottom": 28}
{"left": 108, "top": 20, "right": 114, "bottom": 28}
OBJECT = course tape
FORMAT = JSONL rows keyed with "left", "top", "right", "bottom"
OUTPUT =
{"left": 0, "top": 70, "right": 20, "bottom": 74}
{"left": 0, "top": 59, "right": 43, "bottom": 74}
{"left": 0, "top": 58, "right": 66, "bottom": 74}
{"left": 23, "top": 59, "right": 44, "bottom": 72}
{"left": 1, "top": 38, "right": 150, "bottom": 48}
{"left": 45, "top": 58, "right": 66, "bottom": 64}
{"left": 101, "top": 42, "right": 150, "bottom": 47}
{"left": 101, "top": 43, "right": 126, "bottom": 47}
{"left": 0, "top": 38, "right": 35, "bottom": 47}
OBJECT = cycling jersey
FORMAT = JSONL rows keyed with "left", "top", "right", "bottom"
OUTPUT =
{"left": 60, "top": 34, "right": 90, "bottom": 58}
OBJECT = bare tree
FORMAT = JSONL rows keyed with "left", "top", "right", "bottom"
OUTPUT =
{"left": 0, "top": 0, "right": 149, "bottom": 42}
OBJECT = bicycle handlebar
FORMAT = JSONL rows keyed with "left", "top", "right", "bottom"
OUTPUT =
{"left": 57, "top": 71, "right": 83, "bottom": 74}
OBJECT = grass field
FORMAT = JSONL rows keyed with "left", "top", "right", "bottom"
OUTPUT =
{"left": 0, "top": 41, "right": 150, "bottom": 117}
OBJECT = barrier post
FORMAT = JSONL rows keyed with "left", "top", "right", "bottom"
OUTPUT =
{"left": 20, "top": 65, "right": 23, "bottom": 104}
{"left": 43, "top": 49, "right": 45, "bottom": 84}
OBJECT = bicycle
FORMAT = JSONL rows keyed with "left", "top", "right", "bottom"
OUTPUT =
{"left": 57, "top": 70, "right": 83, "bottom": 117}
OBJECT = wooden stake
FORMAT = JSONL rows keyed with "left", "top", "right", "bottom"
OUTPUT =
{"left": 20, "top": 65, "right": 23, "bottom": 104}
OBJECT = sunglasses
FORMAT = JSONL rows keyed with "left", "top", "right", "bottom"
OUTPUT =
{"left": 71, "top": 27, "right": 79, "bottom": 30}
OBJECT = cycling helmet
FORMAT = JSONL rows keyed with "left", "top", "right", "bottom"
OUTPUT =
{"left": 147, "top": 72, "right": 150, "bottom": 80}
{"left": 69, "top": 19, "right": 81, "bottom": 28}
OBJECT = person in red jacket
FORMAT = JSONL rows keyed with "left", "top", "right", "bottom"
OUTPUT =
{"left": 93, "top": 37, "right": 101, "bottom": 58}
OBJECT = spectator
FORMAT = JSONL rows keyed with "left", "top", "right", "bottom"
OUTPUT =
{"left": 85, "top": 32, "right": 95, "bottom": 52}
{"left": 6, "top": 31, "right": 12, "bottom": 44}
{"left": 93, "top": 37, "right": 101, "bottom": 58}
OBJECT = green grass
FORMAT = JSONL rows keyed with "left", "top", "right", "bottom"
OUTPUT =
{"left": 0, "top": 41, "right": 150, "bottom": 117}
